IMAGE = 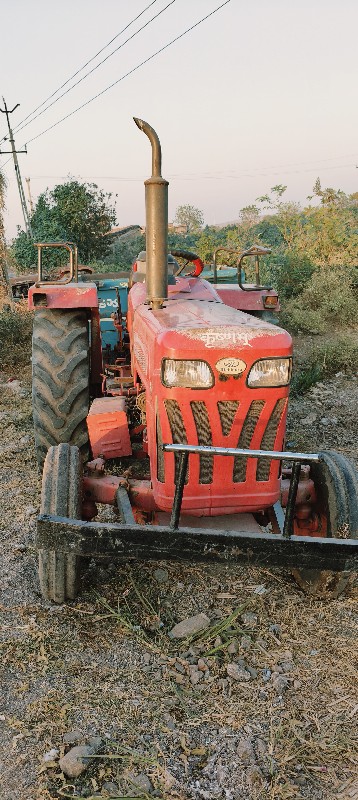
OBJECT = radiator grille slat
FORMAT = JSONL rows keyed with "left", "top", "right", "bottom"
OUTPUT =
{"left": 233, "top": 400, "right": 265, "bottom": 483}
{"left": 164, "top": 399, "right": 188, "bottom": 483}
{"left": 156, "top": 411, "right": 165, "bottom": 483}
{"left": 190, "top": 401, "right": 213, "bottom": 484}
{"left": 256, "top": 398, "right": 286, "bottom": 481}
{"left": 217, "top": 401, "right": 239, "bottom": 436}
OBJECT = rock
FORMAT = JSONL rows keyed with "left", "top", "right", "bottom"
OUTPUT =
{"left": 168, "top": 612, "right": 210, "bottom": 639}
{"left": 241, "top": 612, "right": 258, "bottom": 627}
{"left": 102, "top": 783, "right": 119, "bottom": 796}
{"left": 197, "top": 658, "right": 209, "bottom": 671}
{"left": 226, "top": 663, "right": 251, "bottom": 681}
{"left": 189, "top": 666, "right": 202, "bottom": 685}
{"left": 59, "top": 745, "right": 95, "bottom": 777}
{"left": 153, "top": 567, "right": 169, "bottom": 584}
{"left": 246, "top": 666, "right": 258, "bottom": 679}
{"left": 272, "top": 674, "right": 289, "bottom": 692}
{"left": 294, "top": 679, "right": 302, "bottom": 689}
{"left": 240, "top": 635, "right": 251, "bottom": 650}
{"left": 262, "top": 668, "right": 271, "bottom": 682}
{"left": 42, "top": 748, "right": 59, "bottom": 762}
{"left": 237, "top": 737, "right": 255, "bottom": 764}
{"left": 63, "top": 730, "right": 83, "bottom": 745}
{"left": 127, "top": 772, "right": 153, "bottom": 793}
{"left": 143, "top": 652, "right": 151, "bottom": 665}
{"left": 227, "top": 639, "right": 239, "bottom": 655}
{"left": 269, "top": 623, "right": 281, "bottom": 635}
{"left": 301, "top": 412, "right": 317, "bottom": 426}
{"left": 280, "top": 661, "right": 294, "bottom": 673}
{"left": 246, "top": 765, "right": 264, "bottom": 786}
{"left": 214, "top": 635, "right": 223, "bottom": 648}
{"left": 88, "top": 735, "right": 103, "bottom": 750}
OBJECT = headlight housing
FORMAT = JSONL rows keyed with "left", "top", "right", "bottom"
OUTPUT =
{"left": 162, "top": 359, "right": 214, "bottom": 389}
{"left": 247, "top": 357, "right": 292, "bottom": 388}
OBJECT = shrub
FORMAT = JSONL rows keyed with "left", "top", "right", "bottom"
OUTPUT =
{"left": 0, "top": 308, "right": 33, "bottom": 369}
{"left": 291, "top": 335, "right": 358, "bottom": 395}
{"left": 282, "top": 266, "right": 357, "bottom": 333}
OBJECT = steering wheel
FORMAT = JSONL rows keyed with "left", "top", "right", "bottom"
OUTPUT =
{"left": 170, "top": 249, "right": 204, "bottom": 278}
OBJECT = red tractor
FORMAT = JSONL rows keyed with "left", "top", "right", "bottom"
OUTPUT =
{"left": 29, "top": 119, "right": 358, "bottom": 603}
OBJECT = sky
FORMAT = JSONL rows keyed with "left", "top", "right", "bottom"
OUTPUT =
{"left": 1, "top": 0, "right": 358, "bottom": 241}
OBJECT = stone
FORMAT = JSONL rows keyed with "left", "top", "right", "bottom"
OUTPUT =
{"left": 63, "top": 730, "right": 83, "bottom": 745}
{"left": 227, "top": 639, "right": 239, "bottom": 655}
{"left": 301, "top": 412, "right": 317, "bottom": 426}
{"left": 226, "top": 663, "right": 251, "bottom": 681}
{"left": 168, "top": 612, "right": 210, "bottom": 639}
{"left": 241, "top": 612, "right": 258, "bottom": 627}
{"left": 197, "top": 658, "right": 209, "bottom": 671}
{"left": 237, "top": 737, "right": 255, "bottom": 764}
{"left": 272, "top": 674, "right": 289, "bottom": 692}
{"left": 153, "top": 568, "right": 169, "bottom": 584}
{"left": 102, "top": 783, "right": 119, "bottom": 796}
{"left": 127, "top": 772, "right": 153, "bottom": 793}
{"left": 189, "top": 666, "right": 202, "bottom": 685}
{"left": 59, "top": 745, "right": 95, "bottom": 778}
{"left": 246, "top": 666, "right": 258, "bottom": 679}
{"left": 269, "top": 623, "right": 281, "bottom": 635}
{"left": 42, "top": 748, "right": 59, "bottom": 762}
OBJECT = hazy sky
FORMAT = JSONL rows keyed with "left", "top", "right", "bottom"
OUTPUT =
{"left": 1, "top": 0, "right": 358, "bottom": 240}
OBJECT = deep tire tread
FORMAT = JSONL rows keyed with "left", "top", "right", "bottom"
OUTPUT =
{"left": 39, "top": 443, "right": 82, "bottom": 602}
{"left": 32, "top": 309, "right": 90, "bottom": 468}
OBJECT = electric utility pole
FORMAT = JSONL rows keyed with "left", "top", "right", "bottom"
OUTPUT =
{"left": 0, "top": 99, "right": 33, "bottom": 237}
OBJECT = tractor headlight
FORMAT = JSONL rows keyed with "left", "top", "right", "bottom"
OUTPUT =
{"left": 162, "top": 359, "right": 214, "bottom": 389}
{"left": 247, "top": 357, "right": 292, "bottom": 388}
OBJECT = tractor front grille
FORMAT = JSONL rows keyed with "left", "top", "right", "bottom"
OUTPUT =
{"left": 163, "top": 399, "right": 188, "bottom": 483}
{"left": 190, "top": 401, "right": 213, "bottom": 484}
{"left": 233, "top": 400, "right": 265, "bottom": 483}
{"left": 159, "top": 396, "right": 287, "bottom": 487}
{"left": 256, "top": 398, "right": 286, "bottom": 481}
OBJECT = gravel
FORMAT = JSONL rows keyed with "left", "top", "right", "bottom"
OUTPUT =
{"left": 0, "top": 363, "right": 357, "bottom": 799}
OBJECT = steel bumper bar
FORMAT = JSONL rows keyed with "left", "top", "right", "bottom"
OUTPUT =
{"left": 36, "top": 515, "right": 358, "bottom": 572}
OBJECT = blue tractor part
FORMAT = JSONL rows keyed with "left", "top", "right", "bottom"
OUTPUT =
{"left": 95, "top": 277, "right": 129, "bottom": 353}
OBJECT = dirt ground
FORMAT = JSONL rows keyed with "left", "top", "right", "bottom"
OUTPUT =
{"left": 0, "top": 356, "right": 357, "bottom": 800}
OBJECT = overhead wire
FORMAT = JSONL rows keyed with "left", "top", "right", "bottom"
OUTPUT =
{"left": 13, "top": 0, "right": 176, "bottom": 138}
{"left": 0, "top": 0, "right": 159, "bottom": 146}
{"left": 11, "top": 0, "right": 231, "bottom": 151}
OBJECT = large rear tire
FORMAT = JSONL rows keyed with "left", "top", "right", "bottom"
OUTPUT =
{"left": 39, "top": 444, "right": 82, "bottom": 602}
{"left": 292, "top": 451, "right": 358, "bottom": 598}
{"left": 32, "top": 309, "right": 90, "bottom": 469}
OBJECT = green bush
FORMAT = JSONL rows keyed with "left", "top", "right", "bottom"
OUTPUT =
{"left": 282, "top": 266, "right": 357, "bottom": 333}
{"left": 0, "top": 308, "right": 33, "bottom": 369}
{"left": 291, "top": 335, "right": 358, "bottom": 395}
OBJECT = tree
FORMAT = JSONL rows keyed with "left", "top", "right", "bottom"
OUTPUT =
{"left": 12, "top": 179, "right": 117, "bottom": 270}
{"left": 174, "top": 204, "right": 204, "bottom": 233}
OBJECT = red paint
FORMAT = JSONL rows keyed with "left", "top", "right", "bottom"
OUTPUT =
{"left": 87, "top": 396, "right": 132, "bottom": 459}
{"left": 28, "top": 282, "right": 99, "bottom": 309}
{"left": 127, "top": 277, "right": 292, "bottom": 516}
{"left": 214, "top": 285, "right": 280, "bottom": 313}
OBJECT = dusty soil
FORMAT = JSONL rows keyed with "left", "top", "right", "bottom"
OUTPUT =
{"left": 0, "top": 359, "right": 357, "bottom": 800}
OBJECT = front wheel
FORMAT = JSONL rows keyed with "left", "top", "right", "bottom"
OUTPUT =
{"left": 292, "top": 451, "right": 358, "bottom": 598}
{"left": 39, "top": 444, "right": 82, "bottom": 602}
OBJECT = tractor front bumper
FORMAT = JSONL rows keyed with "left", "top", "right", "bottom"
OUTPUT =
{"left": 36, "top": 515, "right": 358, "bottom": 572}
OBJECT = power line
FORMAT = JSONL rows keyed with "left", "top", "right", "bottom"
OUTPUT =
{"left": 0, "top": 0, "right": 159, "bottom": 146}
{"left": 14, "top": 1, "right": 231, "bottom": 151}
{"left": 13, "top": 0, "right": 176, "bottom": 138}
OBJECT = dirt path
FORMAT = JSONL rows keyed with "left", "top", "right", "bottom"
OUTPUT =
{"left": 0, "top": 367, "right": 357, "bottom": 800}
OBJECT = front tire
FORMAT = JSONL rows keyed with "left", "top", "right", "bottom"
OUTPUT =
{"left": 292, "top": 451, "right": 358, "bottom": 598}
{"left": 39, "top": 444, "right": 82, "bottom": 602}
{"left": 32, "top": 309, "right": 90, "bottom": 469}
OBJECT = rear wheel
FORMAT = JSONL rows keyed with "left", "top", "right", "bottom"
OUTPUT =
{"left": 39, "top": 444, "right": 82, "bottom": 602}
{"left": 292, "top": 451, "right": 358, "bottom": 598}
{"left": 32, "top": 309, "right": 90, "bottom": 469}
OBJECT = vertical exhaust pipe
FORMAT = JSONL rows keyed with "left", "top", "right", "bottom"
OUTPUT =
{"left": 134, "top": 117, "right": 169, "bottom": 310}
